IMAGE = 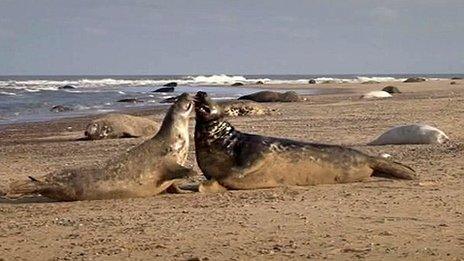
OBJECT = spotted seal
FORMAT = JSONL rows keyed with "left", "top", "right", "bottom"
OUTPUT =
{"left": 84, "top": 114, "right": 159, "bottom": 140}
{"left": 219, "top": 100, "right": 272, "bottom": 117}
{"left": 193, "top": 91, "right": 417, "bottom": 192}
{"left": 7, "top": 93, "right": 196, "bottom": 201}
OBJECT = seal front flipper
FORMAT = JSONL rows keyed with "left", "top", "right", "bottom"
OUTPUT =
{"left": 161, "top": 162, "right": 197, "bottom": 181}
{"left": 156, "top": 164, "right": 197, "bottom": 194}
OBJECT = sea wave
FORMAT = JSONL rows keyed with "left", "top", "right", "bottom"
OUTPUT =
{"left": 0, "top": 91, "right": 18, "bottom": 96}
{"left": 0, "top": 74, "right": 420, "bottom": 90}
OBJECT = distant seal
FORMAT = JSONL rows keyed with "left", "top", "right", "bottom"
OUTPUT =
{"left": 7, "top": 93, "right": 196, "bottom": 201}
{"left": 238, "top": 91, "right": 302, "bottom": 102}
{"left": 193, "top": 92, "right": 416, "bottom": 192}
{"left": 361, "top": 91, "right": 392, "bottom": 99}
{"left": 231, "top": 82, "right": 244, "bottom": 86}
{"left": 368, "top": 124, "right": 449, "bottom": 145}
{"left": 58, "top": 85, "right": 76, "bottom": 90}
{"left": 50, "top": 105, "right": 73, "bottom": 113}
{"left": 153, "top": 87, "right": 175, "bottom": 92}
{"left": 117, "top": 98, "right": 143, "bottom": 103}
{"left": 163, "top": 82, "right": 178, "bottom": 87}
{"left": 404, "top": 77, "right": 426, "bottom": 83}
{"left": 382, "top": 86, "right": 401, "bottom": 94}
{"left": 84, "top": 113, "right": 159, "bottom": 140}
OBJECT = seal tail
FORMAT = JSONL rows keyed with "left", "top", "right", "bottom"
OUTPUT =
{"left": 369, "top": 157, "right": 417, "bottom": 180}
{"left": 7, "top": 176, "right": 47, "bottom": 197}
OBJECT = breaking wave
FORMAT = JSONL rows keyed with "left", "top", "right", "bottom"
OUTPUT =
{"left": 0, "top": 74, "right": 414, "bottom": 91}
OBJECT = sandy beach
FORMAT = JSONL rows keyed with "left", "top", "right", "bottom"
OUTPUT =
{"left": 0, "top": 79, "right": 463, "bottom": 260}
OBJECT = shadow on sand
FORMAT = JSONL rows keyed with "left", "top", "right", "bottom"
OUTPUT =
{"left": 0, "top": 195, "right": 58, "bottom": 204}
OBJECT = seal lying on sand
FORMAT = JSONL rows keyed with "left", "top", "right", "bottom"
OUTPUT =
{"left": 238, "top": 91, "right": 303, "bottom": 102}
{"left": 368, "top": 124, "right": 449, "bottom": 145}
{"left": 219, "top": 100, "right": 272, "bottom": 117}
{"left": 84, "top": 114, "right": 159, "bottom": 140}
{"left": 361, "top": 91, "right": 392, "bottom": 99}
{"left": 193, "top": 91, "right": 416, "bottom": 193}
{"left": 7, "top": 93, "right": 196, "bottom": 201}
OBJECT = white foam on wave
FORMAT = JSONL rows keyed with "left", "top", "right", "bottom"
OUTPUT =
{"left": 0, "top": 91, "right": 17, "bottom": 96}
{"left": 24, "top": 88, "right": 41, "bottom": 93}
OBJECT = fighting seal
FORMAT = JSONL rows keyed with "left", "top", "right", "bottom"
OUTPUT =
{"left": 368, "top": 124, "right": 449, "bottom": 145}
{"left": 84, "top": 113, "right": 159, "bottom": 140}
{"left": 7, "top": 93, "right": 196, "bottom": 201}
{"left": 238, "top": 91, "right": 303, "bottom": 102}
{"left": 193, "top": 91, "right": 416, "bottom": 192}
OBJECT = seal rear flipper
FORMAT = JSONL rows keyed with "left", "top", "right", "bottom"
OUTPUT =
{"left": 7, "top": 176, "right": 46, "bottom": 197}
{"left": 369, "top": 157, "right": 418, "bottom": 180}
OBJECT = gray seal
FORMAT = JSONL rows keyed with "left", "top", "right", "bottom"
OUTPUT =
{"left": 238, "top": 91, "right": 302, "bottom": 102}
{"left": 7, "top": 93, "right": 196, "bottom": 201}
{"left": 84, "top": 113, "right": 159, "bottom": 140}
{"left": 382, "top": 86, "right": 401, "bottom": 94}
{"left": 193, "top": 92, "right": 417, "bottom": 192}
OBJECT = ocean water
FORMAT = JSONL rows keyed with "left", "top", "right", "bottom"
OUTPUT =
{"left": 0, "top": 74, "right": 461, "bottom": 124}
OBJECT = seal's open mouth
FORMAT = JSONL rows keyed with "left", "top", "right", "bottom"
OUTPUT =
{"left": 194, "top": 91, "right": 211, "bottom": 114}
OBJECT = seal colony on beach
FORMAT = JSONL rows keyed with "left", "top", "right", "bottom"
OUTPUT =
{"left": 6, "top": 93, "right": 196, "bottom": 201}
{"left": 193, "top": 91, "right": 417, "bottom": 193}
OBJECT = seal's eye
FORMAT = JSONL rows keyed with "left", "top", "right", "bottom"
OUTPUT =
{"left": 186, "top": 102, "right": 193, "bottom": 111}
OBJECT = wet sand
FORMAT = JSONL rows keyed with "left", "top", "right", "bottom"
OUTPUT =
{"left": 0, "top": 80, "right": 463, "bottom": 260}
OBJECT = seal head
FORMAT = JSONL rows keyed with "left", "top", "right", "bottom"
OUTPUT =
{"left": 195, "top": 91, "right": 223, "bottom": 122}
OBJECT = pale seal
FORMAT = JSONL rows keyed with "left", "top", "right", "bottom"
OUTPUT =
{"left": 368, "top": 124, "right": 449, "bottom": 145}
{"left": 238, "top": 91, "right": 302, "bottom": 102}
{"left": 361, "top": 91, "right": 392, "bottom": 99}
{"left": 193, "top": 92, "right": 416, "bottom": 192}
{"left": 7, "top": 93, "right": 196, "bottom": 201}
{"left": 84, "top": 113, "right": 159, "bottom": 140}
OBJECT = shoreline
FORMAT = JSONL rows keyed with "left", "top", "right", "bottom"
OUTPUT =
{"left": 0, "top": 78, "right": 456, "bottom": 126}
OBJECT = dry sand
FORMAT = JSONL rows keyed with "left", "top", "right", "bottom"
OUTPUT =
{"left": 0, "top": 80, "right": 463, "bottom": 260}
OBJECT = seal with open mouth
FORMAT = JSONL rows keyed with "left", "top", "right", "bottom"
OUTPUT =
{"left": 7, "top": 93, "right": 196, "bottom": 201}
{"left": 193, "top": 91, "right": 417, "bottom": 193}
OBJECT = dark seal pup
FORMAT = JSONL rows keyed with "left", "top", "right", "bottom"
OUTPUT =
{"left": 7, "top": 93, "right": 196, "bottom": 201}
{"left": 193, "top": 91, "right": 416, "bottom": 192}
